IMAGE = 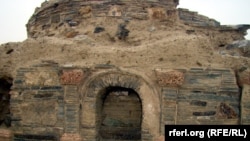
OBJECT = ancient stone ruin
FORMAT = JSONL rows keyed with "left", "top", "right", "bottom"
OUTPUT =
{"left": 0, "top": 0, "right": 250, "bottom": 140}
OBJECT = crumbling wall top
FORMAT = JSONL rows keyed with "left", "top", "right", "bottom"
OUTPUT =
{"left": 26, "top": 0, "right": 180, "bottom": 38}
{"left": 26, "top": 0, "right": 249, "bottom": 39}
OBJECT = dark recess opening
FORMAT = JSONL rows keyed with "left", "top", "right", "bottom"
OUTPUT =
{"left": 0, "top": 77, "right": 13, "bottom": 127}
{"left": 98, "top": 86, "right": 142, "bottom": 140}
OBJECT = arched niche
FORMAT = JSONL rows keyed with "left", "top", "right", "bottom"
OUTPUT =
{"left": 80, "top": 71, "right": 160, "bottom": 140}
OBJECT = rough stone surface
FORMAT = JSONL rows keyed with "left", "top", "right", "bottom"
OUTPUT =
{"left": 21, "top": 101, "right": 57, "bottom": 126}
{"left": 236, "top": 68, "right": 250, "bottom": 86}
{"left": 218, "top": 102, "right": 237, "bottom": 119}
{"left": 0, "top": 129, "right": 12, "bottom": 141}
{"left": 155, "top": 135, "right": 165, "bottom": 141}
{"left": 219, "top": 40, "right": 250, "bottom": 57}
{"left": 26, "top": 0, "right": 179, "bottom": 38}
{"left": 24, "top": 71, "right": 60, "bottom": 86}
{"left": 60, "top": 133, "right": 82, "bottom": 141}
{"left": 241, "top": 85, "right": 250, "bottom": 124}
{"left": 178, "top": 8, "right": 220, "bottom": 27}
{"left": 0, "top": 0, "right": 250, "bottom": 140}
{"left": 155, "top": 69, "right": 184, "bottom": 87}
{"left": 161, "top": 68, "right": 240, "bottom": 126}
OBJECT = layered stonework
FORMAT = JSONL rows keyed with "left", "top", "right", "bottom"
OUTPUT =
{"left": 157, "top": 68, "right": 240, "bottom": 135}
{"left": 5, "top": 63, "right": 244, "bottom": 140}
{"left": 238, "top": 69, "right": 250, "bottom": 124}
{"left": 10, "top": 64, "right": 63, "bottom": 140}
{"left": 27, "top": 0, "right": 179, "bottom": 38}
{"left": 26, "top": 0, "right": 249, "bottom": 39}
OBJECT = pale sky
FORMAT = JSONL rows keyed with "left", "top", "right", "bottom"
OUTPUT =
{"left": 0, "top": 0, "right": 249, "bottom": 44}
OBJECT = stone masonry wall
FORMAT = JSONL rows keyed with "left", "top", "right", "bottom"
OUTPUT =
{"left": 178, "top": 8, "right": 220, "bottom": 27}
{"left": 156, "top": 68, "right": 241, "bottom": 135}
{"left": 10, "top": 64, "right": 63, "bottom": 140}
{"left": 2, "top": 64, "right": 247, "bottom": 140}
{"left": 178, "top": 8, "right": 250, "bottom": 35}
{"left": 25, "top": 0, "right": 250, "bottom": 40}
{"left": 10, "top": 63, "right": 89, "bottom": 141}
{"left": 27, "top": 0, "right": 179, "bottom": 38}
{"left": 238, "top": 69, "right": 250, "bottom": 124}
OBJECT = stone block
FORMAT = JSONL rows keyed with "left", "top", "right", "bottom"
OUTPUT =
{"left": 60, "top": 133, "right": 82, "bottom": 141}
{"left": 142, "top": 132, "right": 153, "bottom": 141}
{"left": 163, "top": 116, "right": 175, "bottom": 121}
{"left": 162, "top": 88, "right": 178, "bottom": 99}
{"left": 193, "top": 111, "right": 216, "bottom": 116}
{"left": 241, "top": 85, "right": 250, "bottom": 124}
{"left": 0, "top": 129, "right": 12, "bottom": 141}
{"left": 219, "top": 87, "right": 239, "bottom": 93}
{"left": 20, "top": 101, "right": 57, "bottom": 126}
{"left": 80, "top": 128, "right": 97, "bottom": 140}
{"left": 60, "top": 69, "right": 83, "bottom": 85}
{"left": 155, "top": 135, "right": 165, "bottom": 141}
{"left": 221, "top": 75, "right": 237, "bottom": 84}
{"left": 237, "top": 68, "right": 250, "bottom": 86}
{"left": 79, "top": 6, "right": 92, "bottom": 15}
{"left": 162, "top": 101, "right": 177, "bottom": 108}
{"left": 189, "top": 68, "right": 204, "bottom": 73}
{"left": 51, "top": 14, "right": 60, "bottom": 23}
{"left": 24, "top": 71, "right": 60, "bottom": 86}
{"left": 190, "top": 100, "right": 207, "bottom": 107}
{"left": 183, "top": 72, "right": 222, "bottom": 88}
{"left": 13, "top": 79, "right": 23, "bottom": 84}
{"left": 147, "top": 7, "right": 166, "bottom": 20}
{"left": 64, "top": 31, "right": 79, "bottom": 38}
{"left": 218, "top": 102, "right": 238, "bottom": 119}
{"left": 108, "top": 5, "right": 122, "bottom": 17}
{"left": 126, "top": 12, "right": 147, "bottom": 20}
{"left": 40, "top": 86, "right": 62, "bottom": 90}
{"left": 14, "top": 134, "right": 57, "bottom": 141}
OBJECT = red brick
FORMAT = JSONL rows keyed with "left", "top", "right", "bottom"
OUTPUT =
{"left": 61, "top": 69, "right": 83, "bottom": 85}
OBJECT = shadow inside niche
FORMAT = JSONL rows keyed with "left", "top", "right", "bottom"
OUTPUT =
{"left": 0, "top": 76, "right": 13, "bottom": 128}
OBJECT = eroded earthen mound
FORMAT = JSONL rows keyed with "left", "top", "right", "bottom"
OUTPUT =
{"left": 0, "top": 0, "right": 250, "bottom": 140}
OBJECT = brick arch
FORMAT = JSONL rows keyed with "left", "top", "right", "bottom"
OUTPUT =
{"left": 80, "top": 71, "right": 160, "bottom": 140}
